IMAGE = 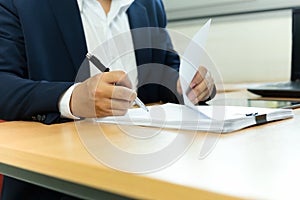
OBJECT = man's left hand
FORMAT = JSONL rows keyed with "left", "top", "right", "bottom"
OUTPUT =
{"left": 177, "top": 66, "right": 215, "bottom": 104}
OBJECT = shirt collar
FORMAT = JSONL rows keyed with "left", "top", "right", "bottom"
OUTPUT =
{"left": 77, "top": 0, "right": 134, "bottom": 13}
{"left": 113, "top": 0, "right": 135, "bottom": 19}
{"left": 77, "top": 0, "right": 83, "bottom": 13}
{"left": 118, "top": 0, "right": 135, "bottom": 10}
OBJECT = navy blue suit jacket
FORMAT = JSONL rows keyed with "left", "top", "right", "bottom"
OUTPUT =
{"left": 0, "top": 0, "right": 181, "bottom": 124}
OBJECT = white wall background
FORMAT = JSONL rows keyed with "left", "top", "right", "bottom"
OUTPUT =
{"left": 164, "top": 0, "right": 300, "bottom": 21}
{"left": 167, "top": 10, "right": 292, "bottom": 84}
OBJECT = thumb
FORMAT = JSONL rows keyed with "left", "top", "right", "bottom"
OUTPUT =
{"left": 103, "top": 70, "right": 133, "bottom": 89}
{"left": 177, "top": 79, "right": 182, "bottom": 95}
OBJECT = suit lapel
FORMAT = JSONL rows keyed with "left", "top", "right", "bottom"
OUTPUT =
{"left": 127, "top": 1, "right": 149, "bottom": 29}
{"left": 127, "top": 1, "right": 152, "bottom": 66}
{"left": 48, "top": 0, "right": 88, "bottom": 74}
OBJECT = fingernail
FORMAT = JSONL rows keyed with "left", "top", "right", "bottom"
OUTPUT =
{"left": 188, "top": 91, "right": 196, "bottom": 100}
{"left": 190, "top": 83, "right": 196, "bottom": 88}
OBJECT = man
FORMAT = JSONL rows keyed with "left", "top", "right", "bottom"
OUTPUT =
{"left": 0, "top": 0, "right": 215, "bottom": 198}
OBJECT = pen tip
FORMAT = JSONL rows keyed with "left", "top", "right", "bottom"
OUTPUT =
{"left": 144, "top": 106, "right": 149, "bottom": 112}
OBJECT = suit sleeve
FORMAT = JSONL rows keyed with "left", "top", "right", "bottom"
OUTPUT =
{"left": 0, "top": 1, "right": 73, "bottom": 124}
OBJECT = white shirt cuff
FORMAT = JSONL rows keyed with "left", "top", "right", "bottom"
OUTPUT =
{"left": 58, "top": 83, "right": 81, "bottom": 120}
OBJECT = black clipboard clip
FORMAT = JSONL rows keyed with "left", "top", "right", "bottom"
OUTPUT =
{"left": 245, "top": 112, "right": 258, "bottom": 117}
{"left": 245, "top": 112, "right": 267, "bottom": 124}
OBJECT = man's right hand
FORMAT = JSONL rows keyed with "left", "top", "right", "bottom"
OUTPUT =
{"left": 70, "top": 71, "right": 137, "bottom": 118}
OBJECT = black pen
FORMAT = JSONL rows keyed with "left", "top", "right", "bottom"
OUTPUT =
{"left": 86, "top": 53, "right": 149, "bottom": 112}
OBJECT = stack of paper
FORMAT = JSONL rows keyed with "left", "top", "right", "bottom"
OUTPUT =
{"left": 96, "top": 103, "right": 294, "bottom": 133}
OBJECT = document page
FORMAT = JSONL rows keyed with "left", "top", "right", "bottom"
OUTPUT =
{"left": 97, "top": 103, "right": 210, "bottom": 129}
{"left": 179, "top": 19, "right": 211, "bottom": 109}
{"left": 96, "top": 103, "right": 294, "bottom": 133}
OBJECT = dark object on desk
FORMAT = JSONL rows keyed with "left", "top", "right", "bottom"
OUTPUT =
{"left": 247, "top": 99, "right": 300, "bottom": 109}
{"left": 248, "top": 8, "right": 300, "bottom": 98}
{"left": 210, "top": 99, "right": 300, "bottom": 109}
{"left": 247, "top": 82, "right": 300, "bottom": 98}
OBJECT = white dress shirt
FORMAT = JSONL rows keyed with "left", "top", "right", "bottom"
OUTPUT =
{"left": 59, "top": 0, "right": 137, "bottom": 119}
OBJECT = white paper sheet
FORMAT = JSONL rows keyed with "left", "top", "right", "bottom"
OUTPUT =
{"left": 179, "top": 19, "right": 211, "bottom": 109}
{"left": 96, "top": 103, "right": 294, "bottom": 133}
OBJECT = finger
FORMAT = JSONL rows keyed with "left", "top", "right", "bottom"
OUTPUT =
{"left": 177, "top": 79, "right": 182, "bottom": 95}
{"left": 195, "top": 88, "right": 210, "bottom": 103}
{"left": 110, "top": 109, "right": 128, "bottom": 116}
{"left": 198, "top": 76, "right": 216, "bottom": 102}
{"left": 97, "top": 108, "right": 128, "bottom": 117}
{"left": 111, "top": 86, "right": 137, "bottom": 102}
{"left": 204, "top": 73, "right": 215, "bottom": 95}
{"left": 190, "top": 67, "right": 207, "bottom": 88}
{"left": 187, "top": 80, "right": 206, "bottom": 101}
{"left": 95, "top": 98, "right": 132, "bottom": 117}
{"left": 117, "top": 73, "right": 133, "bottom": 89}
{"left": 188, "top": 70, "right": 215, "bottom": 102}
{"left": 94, "top": 79, "right": 136, "bottom": 101}
{"left": 188, "top": 78, "right": 214, "bottom": 104}
{"left": 102, "top": 70, "right": 133, "bottom": 89}
{"left": 188, "top": 87, "right": 209, "bottom": 104}
{"left": 110, "top": 98, "right": 133, "bottom": 111}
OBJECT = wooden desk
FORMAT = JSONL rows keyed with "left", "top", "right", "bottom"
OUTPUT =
{"left": 1, "top": 91, "right": 300, "bottom": 199}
